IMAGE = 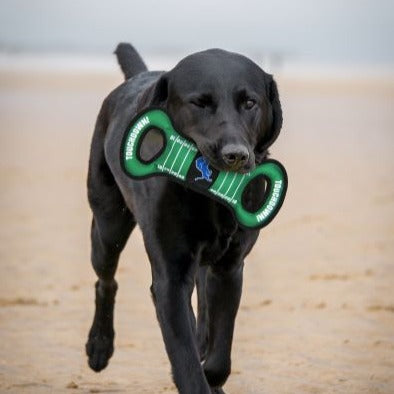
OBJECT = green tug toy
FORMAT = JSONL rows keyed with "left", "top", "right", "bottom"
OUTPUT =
{"left": 121, "top": 108, "right": 288, "bottom": 229}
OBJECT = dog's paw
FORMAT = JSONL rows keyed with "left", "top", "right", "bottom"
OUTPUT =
{"left": 85, "top": 327, "right": 114, "bottom": 372}
{"left": 203, "top": 356, "right": 231, "bottom": 388}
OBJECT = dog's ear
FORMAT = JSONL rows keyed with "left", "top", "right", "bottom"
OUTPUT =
{"left": 255, "top": 75, "right": 283, "bottom": 161}
{"left": 137, "top": 73, "right": 169, "bottom": 109}
{"left": 150, "top": 74, "right": 169, "bottom": 106}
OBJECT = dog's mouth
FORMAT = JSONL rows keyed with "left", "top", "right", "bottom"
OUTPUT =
{"left": 198, "top": 146, "right": 255, "bottom": 174}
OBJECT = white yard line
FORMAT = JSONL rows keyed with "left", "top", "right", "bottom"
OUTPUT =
{"left": 177, "top": 146, "right": 192, "bottom": 175}
{"left": 231, "top": 174, "right": 245, "bottom": 199}
{"left": 162, "top": 136, "right": 179, "bottom": 169}
{"left": 215, "top": 172, "right": 229, "bottom": 193}
{"left": 169, "top": 143, "right": 184, "bottom": 172}
{"left": 224, "top": 173, "right": 237, "bottom": 196}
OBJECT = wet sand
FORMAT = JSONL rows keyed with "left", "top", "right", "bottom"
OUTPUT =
{"left": 0, "top": 65, "right": 393, "bottom": 393}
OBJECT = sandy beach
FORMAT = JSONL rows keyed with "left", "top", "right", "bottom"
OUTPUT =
{"left": 0, "top": 62, "right": 393, "bottom": 393}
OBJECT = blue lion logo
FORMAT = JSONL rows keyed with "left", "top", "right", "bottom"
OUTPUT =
{"left": 194, "top": 156, "right": 212, "bottom": 182}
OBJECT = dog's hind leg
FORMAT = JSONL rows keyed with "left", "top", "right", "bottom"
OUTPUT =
{"left": 86, "top": 105, "right": 136, "bottom": 372}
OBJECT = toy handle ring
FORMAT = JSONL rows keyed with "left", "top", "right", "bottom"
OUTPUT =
{"left": 122, "top": 110, "right": 176, "bottom": 177}
{"left": 234, "top": 160, "right": 287, "bottom": 228}
{"left": 134, "top": 112, "right": 174, "bottom": 164}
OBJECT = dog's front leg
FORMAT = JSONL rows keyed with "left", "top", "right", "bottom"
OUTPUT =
{"left": 203, "top": 230, "right": 259, "bottom": 389}
{"left": 203, "top": 259, "right": 243, "bottom": 389}
{"left": 147, "top": 240, "right": 211, "bottom": 394}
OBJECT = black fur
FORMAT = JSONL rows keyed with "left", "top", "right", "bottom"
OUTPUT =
{"left": 86, "top": 43, "right": 282, "bottom": 394}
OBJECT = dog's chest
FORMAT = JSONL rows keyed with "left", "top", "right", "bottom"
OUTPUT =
{"left": 185, "top": 193, "right": 238, "bottom": 264}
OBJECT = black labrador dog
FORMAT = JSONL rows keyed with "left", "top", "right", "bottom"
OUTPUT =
{"left": 86, "top": 43, "right": 282, "bottom": 393}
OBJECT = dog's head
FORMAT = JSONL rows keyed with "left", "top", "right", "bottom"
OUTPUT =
{"left": 147, "top": 49, "right": 282, "bottom": 173}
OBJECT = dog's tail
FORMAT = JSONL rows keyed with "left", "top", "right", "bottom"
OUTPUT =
{"left": 114, "top": 43, "right": 147, "bottom": 80}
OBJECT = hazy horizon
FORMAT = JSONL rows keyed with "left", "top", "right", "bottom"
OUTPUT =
{"left": 1, "top": 0, "right": 393, "bottom": 68}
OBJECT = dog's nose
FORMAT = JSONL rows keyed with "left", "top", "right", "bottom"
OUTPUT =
{"left": 221, "top": 144, "right": 249, "bottom": 168}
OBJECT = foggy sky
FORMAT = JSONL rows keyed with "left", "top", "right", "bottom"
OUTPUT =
{"left": 0, "top": 0, "right": 393, "bottom": 65}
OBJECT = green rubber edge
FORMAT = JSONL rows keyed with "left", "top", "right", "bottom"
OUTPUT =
{"left": 121, "top": 108, "right": 288, "bottom": 229}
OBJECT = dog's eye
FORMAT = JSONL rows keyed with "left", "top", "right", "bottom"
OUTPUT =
{"left": 244, "top": 99, "right": 256, "bottom": 110}
{"left": 189, "top": 95, "right": 212, "bottom": 109}
{"left": 190, "top": 100, "right": 206, "bottom": 108}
